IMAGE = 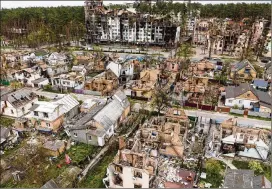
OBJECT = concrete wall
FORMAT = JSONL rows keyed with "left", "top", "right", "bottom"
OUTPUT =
{"left": 248, "top": 111, "right": 271, "bottom": 118}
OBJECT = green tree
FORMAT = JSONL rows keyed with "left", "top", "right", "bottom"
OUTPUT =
{"left": 151, "top": 87, "right": 171, "bottom": 116}
{"left": 206, "top": 159, "right": 224, "bottom": 188}
{"left": 249, "top": 161, "right": 264, "bottom": 175}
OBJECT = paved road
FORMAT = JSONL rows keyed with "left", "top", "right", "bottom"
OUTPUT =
{"left": 185, "top": 110, "right": 271, "bottom": 129}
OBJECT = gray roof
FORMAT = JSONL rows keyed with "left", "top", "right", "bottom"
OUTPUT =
{"left": 231, "top": 59, "right": 255, "bottom": 72}
{"left": 256, "top": 90, "right": 271, "bottom": 106}
{"left": 41, "top": 179, "right": 59, "bottom": 188}
{"left": 224, "top": 169, "right": 254, "bottom": 188}
{"left": 94, "top": 90, "right": 130, "bottom": 130}
{"left": 69, "top": 104, "right": 105, "bottom": 130}
{"left": 43, "top": 140, "right": 65, "bottom": 151}
{"left": 253, "top": 79, "right": 268, "bottom": 88}
{"left": 31, "top": 78, "right": 48, "bottom": 84}
{"left": 225, "top": 83, "right": 258, "bottom": 99}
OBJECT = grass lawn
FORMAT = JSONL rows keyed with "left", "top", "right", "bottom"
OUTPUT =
{"left": 232, "top": 160, "right": 271, "bottom": 181}
{"left": 79, "top": 146, "right": 118, "bottom": 188}
{"left": 247, "top": 115, "right": 271, "bottom": 121}
{"left": 67, "top": 143, "right": 99, "bottom": 165}
{"left": 0, "top": 116, "right": 15, "bottom": 127}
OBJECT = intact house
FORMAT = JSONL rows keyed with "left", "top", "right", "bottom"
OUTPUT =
{"left": 221, "top": 118, "right": 270, "bottom": 160}
{"left": 84, "top": 70, "right": 119, "bottom": 96}
{"left": 230, "top": 59, "right": 257, "bottom": 81}
{"left": 25, "top": 94, "right": 79, "bottom": 133}
{"left": 46, "top": 52, "right": 69, "bottom": 78}
{"left": 10, "top": 66, "right": 43, "bottom": 87}
{"left": 224, "top": 83, "right": 271, "bottom": 112}
{"left": 66, "top": 90, "right": 130, "bottom": 146}
{"left": 51, "top": 72, "right": 85, "bottom": 91}
{"left": 1, "top": 88, "right": 38, "bottom": 118}
{"left": 252, "top": 79, "right": 269, "bottom": 91}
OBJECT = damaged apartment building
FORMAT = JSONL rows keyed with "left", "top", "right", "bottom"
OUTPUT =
{"left": 84, "top": 0, "right": 180, "bottom": 45}
{"left": 103, "top": 108, "right": 190, "bottom": 188}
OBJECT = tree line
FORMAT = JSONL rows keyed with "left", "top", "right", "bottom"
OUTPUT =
{"left": 1, "top": 6, "right": 85, "bottom": 48}
{"left": 135, "top": 2, "right": 271, "bottom": 21}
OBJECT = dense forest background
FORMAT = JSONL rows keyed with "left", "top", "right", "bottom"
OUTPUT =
{"left": 1, "top": 2, "right": 270, "bottom": 47}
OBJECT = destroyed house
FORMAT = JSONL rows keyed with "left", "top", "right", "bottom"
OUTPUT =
{"left": 221, "top": 118, "right": 270, "bottom": 160}
{"left": 104, "top": 111, "right": 188, "bottom": 188}
{"left": 84, "top": 70, "right": 118, "bottom": 96}
{"left": 84, "top": 0, "right": 180, "bottom": 45}
{"left": 67, "top": 90, "right": 130, "bottom": 146}
{"left": 1, "top": 88, "right": 38, "bottom": 118}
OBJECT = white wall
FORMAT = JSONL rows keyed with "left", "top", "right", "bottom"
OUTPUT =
{"left": 225, "top": 98, "right": 258, "bottom": 109}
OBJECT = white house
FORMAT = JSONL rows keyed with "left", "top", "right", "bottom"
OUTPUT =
{"left": 1, "top": 88, "right": 38, "bottom": 118}
{"left": 224, "top": 83, "right": 259, "bottom": 109}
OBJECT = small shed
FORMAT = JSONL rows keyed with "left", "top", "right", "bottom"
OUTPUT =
{"left": 42, "top": 140, "right": 66, "bottom": 157}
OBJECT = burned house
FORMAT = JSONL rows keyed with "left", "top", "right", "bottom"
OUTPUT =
{"left": 221, "top": 118, "right": 270, "bottom": 160}
{"left": 104, "top": 108, "right": 188, "bottom": 188}
{"left": 84, "top": 0, "right": 180, "bottom": 45}
{"left": 84, "top": 69, "right": 118, "bottom": 96}
{"left": 124, "top": 69, "right": 161, "bottom": 100}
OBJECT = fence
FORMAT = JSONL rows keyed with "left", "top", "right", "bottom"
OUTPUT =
{"left": 184, "top": 101, "right": 215, "bottom": 111}
{"left": 216, "top": 106, "right": 231, "bottom": 113}
{"left": 230, "top": 108, "right": 244, "bottom": 115}
{"left": 248, "top": 111, "right": 271, "bottom": 118}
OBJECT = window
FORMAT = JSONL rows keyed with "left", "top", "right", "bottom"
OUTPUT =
{"left": 239, "top": 100, "right": 243, "bottom": 104}
{"left": 11, "top": 109, "right": 14, "bottom": 114}
{"left": 34, "top": 111, "right": 38, "bottom": 116}
{"left": 172, "top": 64, "right": 175, "bottom": 69}
{"left": 74, "top": 133, "right": 78, "bottom": 137}
{"left": 43, "top": 112, "right": 49, "bottom": 118}
{"left": 32, "top": 102, "right": 34, "bottom": 106}
{"left": 228, "top": 100, "right": 233, "bottom": 103}
{"left": 46, "top": 123, "right": 50, "bottom": 127}
{"left": 88, "top": 135, "right": 92, "bottom": 141}
{"left": 134, "top": 170, "right": 142, "bottom": 178}
{"left": 22, "top": 107, "right": 25, "bottom": 112}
